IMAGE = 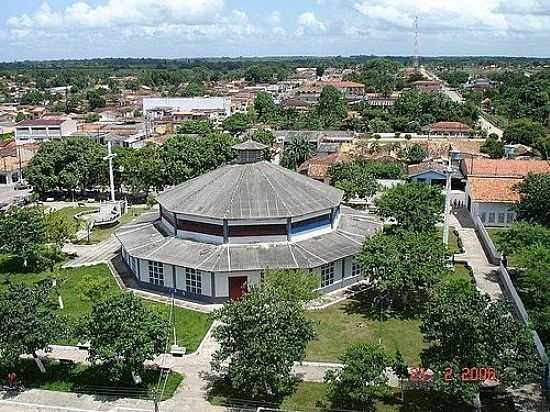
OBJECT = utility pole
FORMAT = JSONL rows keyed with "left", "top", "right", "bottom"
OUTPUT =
{"left": 103, "top": 142, "right": 116, "bottom": 203}
{"left": 414, "top": 16, "right": 420, "bottom": 71}
{"left": 443, "top": 146, "right": 456, "bottom": 246}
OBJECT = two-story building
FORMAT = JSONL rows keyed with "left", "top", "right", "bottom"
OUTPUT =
{"left": 14, "top": 118, "right": 78, "bottom": 144}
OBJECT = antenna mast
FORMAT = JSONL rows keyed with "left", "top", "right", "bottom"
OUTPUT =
{"left": 414, "top": 16, "right": 419, "bottom": 71}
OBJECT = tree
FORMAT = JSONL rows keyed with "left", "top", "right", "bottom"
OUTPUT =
{"left": 176, "top": 120, "right": 213, "bottom": 136}
{"left": 496, "top": 222, "right": 550, "bottom": 256}
{"left": 25, "top": 138, "right": 106, "bottom": 195}
{"left": 262, "top": 269, "right": 319, "bottom": 304}
{"left": 359, "top": 230, "right": 450, "bottom": 308}
{"left": 0, "top": 207, "right": 47, "bottom": 268}
{"left": 324, "top": 344, "right": 390, "bottom": 411}
{"left": 515, "top": 245, "right": 550, "bottom": 348}
{"left": 480, "top": 135, "right": 504, "bottom": 158}
{"left": 45, "top": 210, "right": 76, "bottom": 248}
{"left": 211, "top": 280, "right": 316, "bottom": 399}
{"left": 86, "top": 90, "right": 106, "bottom": 111}
{"left": 223, "top": 112, "right": 251, "bottom": 135}
{"left": 254, "top": 92, "right": 277, "bottom": 123}
{"left": 15, "top": 112, "right": 26, "bottom": 123}
{"left": 280, "top": 136, "right": 315, "bottom": 170}
{"left": 420, "top": 279, "right": 540, "bottom": 402}
{"left": 401, "top": 143, "right": 428, "bottom": 164}
{"left": 181, "top": 81, "right": 205, "bottom": 97}
{"left": 318, "top": 86, "right": 347, "bottom": 128}
{"left": 0, "top": 283, "right": 64, "bottom": 369}
{"left": 514, "top": 173, "right": 550, "bottom": 226}
{"left": 251, "top": 129, "right": 275, "bottom": 160}
{"left": 329, "top": 161, "right": 378, "bottom": 201}
{"left": 375, "top": 182, "right": 444, "bottom": 232}
{"left": 503, "top": 118, "right": 546, "bottom": 146}
{"left": 79, "top": 293, "right": 167, "bottom": 381}
{"left": 20, "top": 89, "right": 44, "bottom": 105}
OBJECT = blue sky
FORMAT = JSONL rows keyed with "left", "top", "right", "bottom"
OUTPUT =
{"left": 1, "top": 0, "right": 549, "bottom": 61}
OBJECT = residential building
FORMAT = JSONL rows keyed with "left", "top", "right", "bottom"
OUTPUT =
{"left": 115, "top": 141, "right": 382, "bottom": 302}
{"left": 461, "top": 159, "right": 550, "bottom": 227}
{"left": 366, "top": 93, "right": 399, "bottom": 107}
{"left": 411, "top": 80, "right": 442, "bottom": 92}
{"left": 0, "top": 140, "right": 37, "bottom": 185}
{"left": 142, "top": 97, "right": 231, "bottom": 122}
{"left": 297, "top": 152, "right": 348, "bottom": 184}
{"left": 421, "top": 121, "right": 473, "bottom": 137}
{"left": 14, "top": 118, "right": 78, "bottom": 144}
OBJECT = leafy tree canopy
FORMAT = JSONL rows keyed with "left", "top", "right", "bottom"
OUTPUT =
{"left": 420, "top": 279, "right": 540, "bottom": 401}
{"left": 375, "top": 182, "right": 444, "bottom": 232}
{"left": 480, "top": 135, "right": 504, "bottom": 158}
{"left": 514, "top": 173, "right": 550, "bottom": 226}
{"left": 78, "top": 293, "right": 167, "bottom": 381}
{"left": 359, "top": 230, "right": 450, "bottom": 309}
{"left": 211, "top": 277, "right": 316, "bottom": 399}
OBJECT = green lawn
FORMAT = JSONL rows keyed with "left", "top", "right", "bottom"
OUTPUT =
{"left": 210, "top": 381, "right": 508, "bottom": 411}
{"left": 0, "top": 261, "right": 212, "bottom": 351}
{"left": 437, "top": 227, "right": 462, "bottom": 254}
{"left": 0, "top": 358, "right": 182, "bottom": 400}
{"left": 443, "top": 263, "right": 475, "bottom": 284}
{"left": 305, "top": 298, "right": 425, "bottom": 365}
{"left": 487, "top": 227, "right": 521, "bottom": 267}
{"left": 50, "top": 205, "right": 149, "bottom": 244}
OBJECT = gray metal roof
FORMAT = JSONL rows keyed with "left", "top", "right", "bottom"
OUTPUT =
{"left": 157, "top": 161, "right": 343, "bottom": 219}
{"left": 233, "top": 140, "right": 268, "bottom": 151}
{"left": 115, "top": 207, "right": 382, "bottom": 272}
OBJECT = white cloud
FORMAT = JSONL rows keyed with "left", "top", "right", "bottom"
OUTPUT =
{"left": 8, "top": 0, "right": 224, "bottom": 29}
{"left": 269, "top": 11, "right": 281, "bottom": 26}
{"left": 297, "top": 11, "right": 327, "bottom": 35}
{"left": 352, "top": 0, "right": 550, "bottom": 34}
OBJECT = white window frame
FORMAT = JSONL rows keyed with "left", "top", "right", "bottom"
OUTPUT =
{"left": 185, "top": 267, "right": 202, "bottom": 295}
{"left": 351, "top": 258, "right": 363, "bottom": 278}
{"left": 488, "top": 212, "right": 496, "bottom": 223}
{"left": 320, "top": 262, "right": 335, "bottom": 288}
{"left": 148, "top": 261, "right": 164, "bottom": 286}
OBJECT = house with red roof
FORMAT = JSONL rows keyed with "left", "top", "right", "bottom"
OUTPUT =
{"left": 421, "top": 121, "right": 473, "bottom": 137}
{"left": 461, "top": 159, "right": 550, "bottom": 226}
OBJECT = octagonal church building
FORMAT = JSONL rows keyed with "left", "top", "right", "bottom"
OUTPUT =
{"left": 115, "top": 140, "right": 382, "bottom": 302}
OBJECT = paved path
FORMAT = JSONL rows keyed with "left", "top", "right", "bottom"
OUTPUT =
{"left": 62, "top": 237, "right": 120, "bottom": 268}
{"left": 450, "top": 213, "right": 503, "bottom": 300}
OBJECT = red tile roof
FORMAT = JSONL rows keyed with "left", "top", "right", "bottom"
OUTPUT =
{"left": 468, "top": 177, "right": 522, "bottom": 203}
{"left": 17, "top": 119, "right": 66, "bottom": 127}
{"left": 298, "top": 152, "right": 348, "bottom": 179}
{"left": 423, "top": 122, "right": 473, "bottom": 133}
{"left": 463, "top": 159, "right": 550, "bottom": 178}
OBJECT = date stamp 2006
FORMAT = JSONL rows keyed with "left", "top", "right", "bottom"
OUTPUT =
{"left": 443, "top": 367, "right": 497, "bottom": 383}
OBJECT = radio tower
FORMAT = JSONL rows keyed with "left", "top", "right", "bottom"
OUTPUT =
{"left": 413, "top": 16, "right": 420, "bottom": 71}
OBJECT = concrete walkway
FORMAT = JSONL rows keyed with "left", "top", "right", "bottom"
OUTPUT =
{"left": 450, "top": 213, "right": 503, "bottom": 300}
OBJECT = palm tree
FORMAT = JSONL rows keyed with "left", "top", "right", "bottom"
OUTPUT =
{"left": 280, "top": 136, "right": 315, "bottom": 170}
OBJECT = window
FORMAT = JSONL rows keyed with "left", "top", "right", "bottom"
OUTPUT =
{"left": 480, "top": 212, "right": 487, "bottom": 223}
{"left": 148, "top": 261, "right": 164, "bottom": 286}
{"left": 291, "top": 214, "right": 332, "bottom": 235}
{"left": 130, "top": 256, "right": 137, "bottom": 274}
{"left": 351, "top": 258, "right": 363, "bottom": 278}
{"left": 498, "top": 213, "right": 505, "bottom": 224}
{"left": 488, "top": 212, "right": 495, "bottom": 224}
{"left": 320, "top": 262, "right": 335, "bottom": 288}
{"left": 185, "top": 267, "right": 202, "bottom": 295}
{"left": 506, "top": 213, "right": 515, "bottom": 225}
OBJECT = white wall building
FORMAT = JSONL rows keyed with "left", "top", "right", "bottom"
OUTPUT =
{"left": 143, "top": 97, "right": 231, "bottom": 122}
{"left": 15, "top": 119, "right": 78, "bottom": 144}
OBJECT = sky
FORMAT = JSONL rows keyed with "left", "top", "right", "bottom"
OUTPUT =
{"left": 0, "top": 0, "right": 549, "bottom": 61}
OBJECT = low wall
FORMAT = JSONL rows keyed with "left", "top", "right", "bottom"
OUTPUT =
{"left": 473, "top": 216, "right": 549, "bottom": 391}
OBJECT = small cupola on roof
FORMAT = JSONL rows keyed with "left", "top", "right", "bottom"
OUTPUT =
{"left": 233, "top": 139, "right": 267, "bottom": 164}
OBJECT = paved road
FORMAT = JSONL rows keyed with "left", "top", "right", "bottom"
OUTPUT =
{"left": 420, "top": 66, "right": 504, "bottom": 137}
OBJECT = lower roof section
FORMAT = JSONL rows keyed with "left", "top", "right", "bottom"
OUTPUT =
{"left": 114, "top": 207, "right": 382, "bottom": 272}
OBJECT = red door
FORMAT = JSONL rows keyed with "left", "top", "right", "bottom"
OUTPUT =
{"left": 229, "top": 276, "right": 248, "bottom": 300}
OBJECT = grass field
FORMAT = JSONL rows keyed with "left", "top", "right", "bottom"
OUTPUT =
{"left": 305, "top": 297, "right": 425, "bottom": 365}
{"left": 52, "top": 205, "right": 149, "bottom": 244}
{"left": 0, "top": 261, "right": 212, "bottom": 351}
{"left": 0, "top": 359, "right": 182, "bottom": 400}
{"left": 437, "top": 226, "right": 462, "bottom": 255}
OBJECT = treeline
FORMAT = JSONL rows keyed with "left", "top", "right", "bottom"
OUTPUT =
{"left": 25, "top": 133, "right": 237, "bottom": 197}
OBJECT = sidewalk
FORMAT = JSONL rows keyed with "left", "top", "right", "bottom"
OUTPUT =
{"left": 450, "top": 213, "right": 503, "bottom": 300}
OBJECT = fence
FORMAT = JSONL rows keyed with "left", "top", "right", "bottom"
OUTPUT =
{"left": 473, "top": 216, "right": 549, "bottom": 392}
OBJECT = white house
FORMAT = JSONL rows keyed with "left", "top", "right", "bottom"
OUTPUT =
{"left": 462, "top": 159, "right": 550, "bottom": 227}
{"left": 15, "top": 118, "right": 78, "bottom": 144}
{"left": 143, "top": 97, "right": 231, "bottom": 122}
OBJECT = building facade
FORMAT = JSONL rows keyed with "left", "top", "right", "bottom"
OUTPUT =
{"left": 116, "top": 141, "right": 382, "bottom": 302}
{"left": 15, "top": 119, "right": 78, "bottom": 144}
